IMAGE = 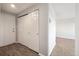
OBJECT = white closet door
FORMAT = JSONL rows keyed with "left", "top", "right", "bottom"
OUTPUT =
{"left": 17, "top": 10, "right": 39, "bottom": 52}
{"left": 1, "top": 12, "right": 16, "bottom": 46}
{"left": 29, "top": 11, "right": 39, "bottom": 52}
{"left": 17, "top": 16, "right": 29, "bottom": 45}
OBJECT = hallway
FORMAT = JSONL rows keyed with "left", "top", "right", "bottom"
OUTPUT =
{"left": 51, "top": 37, "right": 75, "bottom": 56}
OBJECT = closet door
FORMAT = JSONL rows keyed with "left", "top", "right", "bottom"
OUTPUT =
{"left": 17, "top": 16, "right": 28, "bottom": 44}
{"left": 28, "top": 11, "right": 39, "bottom": 52}
{"left": 2, "top": 12, "right": 16, "bottom": 46}
{"left": 17, "top": 10, "right": 39, "bottom": 52}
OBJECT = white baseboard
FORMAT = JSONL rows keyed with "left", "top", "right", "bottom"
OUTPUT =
{"left": 56, "top": 36, "right": 75, "bottom": 40}
{"left": 48, "top": 42, "right": 56, "bottom": 56}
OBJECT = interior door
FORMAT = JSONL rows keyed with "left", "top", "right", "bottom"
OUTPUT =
{"left": 2, "top": 12, "right": 16, "bottom": 46}
{"left": 17, "top": 10, "right": 39, "bottom": 52}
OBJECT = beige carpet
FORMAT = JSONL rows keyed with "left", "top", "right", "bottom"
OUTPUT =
{"left": 51, "top": 37, "right": 75, "bottom": 56}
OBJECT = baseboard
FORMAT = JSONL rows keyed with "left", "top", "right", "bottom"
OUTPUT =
{"left": 56, "top": 36, "right": 75, "bottom": 40}
{"left": 48, "top": 42, "right": 56, "bottom": 56}
{"left": 0, "top": 42, "right": 16, "bottom": 47}
{"left": 39, "top": 53, "right": 45, "bottom": 56}
{"left": 15, "top": 40, "right": 19, "bottom": 43}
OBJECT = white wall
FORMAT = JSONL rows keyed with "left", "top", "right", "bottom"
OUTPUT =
{"left": 56, "top": 21, "right": 75, "bottom": 39}
{"left": 48, "top": 4, "right": 56, "bottom": 55}
{"left": 52, "top": 3, "right": 76, "bottom": 39}
{"left": 17, "top": 4, "right": 49, "bottom": 56}
{"left": 0, "top": 5, "right": 3, "bottom": 46}
{"left": 75, "top": 3, "right": 79, "bottom": 56}
{"left": 52, "top": 3, "right": 75, "bottom": 20}
{"left": 0, "top": 4, "right": 1, "bottom": 19}
{"left": 0, "top": 4, "right": 1, "bottom": 12}
{"left": 0, "top": 4, "right": 1, "bottom": 18}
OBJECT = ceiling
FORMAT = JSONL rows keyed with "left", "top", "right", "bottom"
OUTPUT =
{"left": 52, "top": 3, "right": 76, "bottom": 20}
{"left": 1, "top": 3, "right": 35, "bottom": 15}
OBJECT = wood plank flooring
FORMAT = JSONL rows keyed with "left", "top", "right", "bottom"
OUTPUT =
{"left": 0, "top": 43, "right": 39, "bottom": 56}
{"left": 0, "top": 37, "right": 74, "bottom": 56}
{"left": 51, "top": 37, "right": 75, "bottom": 56}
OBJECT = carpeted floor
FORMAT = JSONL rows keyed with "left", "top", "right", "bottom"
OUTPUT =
{"left": 51, "top": 37, "right": 75, "bottom": 56}
{"left": 0, "top": 43, "right": 39, "bottom": 56}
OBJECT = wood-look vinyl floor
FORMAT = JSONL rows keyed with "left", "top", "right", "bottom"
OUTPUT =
{"left": 51, "top": 37, "right": 75, "bottom": 56}
{"left": 0, "top": 43, "right": 39, "bottom": 56}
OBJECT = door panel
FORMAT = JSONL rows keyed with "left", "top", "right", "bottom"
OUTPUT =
{"left": 17, "top": 10, "right": 39, "bottom": 52}
{"left": 3, "top": 13, "right": 16, "bottom": 45}
{"left": 0, "top": 12, "right": 16, "bottom": 46}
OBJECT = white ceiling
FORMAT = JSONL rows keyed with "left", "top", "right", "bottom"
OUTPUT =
{"left": 52, "top": 3, "right": 76, "bottom": 20}
{"left": 1, "top": 3, "right": 35, "bottom": 14}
